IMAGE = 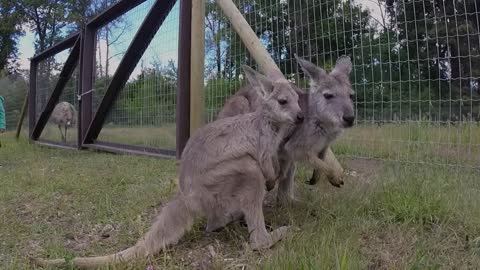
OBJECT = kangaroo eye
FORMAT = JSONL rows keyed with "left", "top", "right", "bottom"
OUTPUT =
{"left": 349, "top": 94, "right": 355, "bottom": 99}
{"left": 323, "top": 93, "right": 334, "bottom": 100}
{"left": 278, "top": 99, "right": 288, "bottom": 105}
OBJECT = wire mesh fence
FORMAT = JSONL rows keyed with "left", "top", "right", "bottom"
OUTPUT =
{"left": 12, "top": 0, "right": 479, "bottom": 168}
{"left": 95, "top": 0, "right": 180, "bottom": 150}
{"left": 203, "top": 0, "right": 480, "bottom": 169}
{"left": 34, "top": 50, "right": 79, "bottom": 145}
{"left": 0, "top": 75, "right": 28, "bottom": 134}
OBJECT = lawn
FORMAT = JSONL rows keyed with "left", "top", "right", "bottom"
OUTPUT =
{"left": 38, "top": 124, "right": 177, "bottom": 150}
{"left": 1, "top": 132, "right": 480, "bottom": 269}
{"left": 38, "top": 121, "right": 480, "bottom": 169}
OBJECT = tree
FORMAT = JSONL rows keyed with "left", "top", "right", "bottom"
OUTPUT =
{"left": 205, "top": 0, "right": 230, "bottom": 78}
{"left": 384, "top": 0, "right": 480, "bottom": 97}
{"left": 204, "top": 0, "right": 373, "bottom": 77}
{"left": 17, "top": 0, "right": 71, "bottom": 53}
{"left": 381, "top": 0, "right": 480, "bottom": 119}
{"left": 66, "top": 0, "right": 95, "bottom": 31}
{"left": 0, "top": 0, "right": 24, "bottom": 73}
{"left": 108, "top": 60, "right": 178, "bottom": 126}
{"left": 16, "top": 0, "right": 71, "bottom": 101}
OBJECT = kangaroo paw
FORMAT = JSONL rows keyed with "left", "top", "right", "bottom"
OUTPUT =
{"left": 250, "top": 226, "right": 289, "bottom": 250}
{"left": 327, "top": 172, "right": 345, "bottom": 188}
{"left": 270, "top": 226, "right": 289, "bottom": 244}
{"left": 308, "top": 171, "right": 345, "bottom": 187}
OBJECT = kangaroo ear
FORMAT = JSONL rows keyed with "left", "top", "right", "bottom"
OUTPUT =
{"left": 295, "top": 55, "right": 327, "bottom": 88}
{"left": 332, "top": 56, "right": 352, "bottom": 76}
{"left": 243, "top": 65, "right": 273, "bottom": 98}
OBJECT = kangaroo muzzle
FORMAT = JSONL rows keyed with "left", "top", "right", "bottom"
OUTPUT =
{"left": 342, "top": 115, "right": 355, "bottom": 127}
{"left": 296, "top": 113, "right": 305, "bottom": 124}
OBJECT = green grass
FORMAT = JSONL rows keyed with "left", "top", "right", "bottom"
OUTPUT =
{"left": 1, "top": 132, "right": 479, "bottom": 269}
{"left": 335, "top": 122, "right": 480, "bottom": 168}
{"left": 39, "top": 123, "right": 177, "bottom": 150}
{"left": 37, "top": 121, "right": 480, "bottom": 168}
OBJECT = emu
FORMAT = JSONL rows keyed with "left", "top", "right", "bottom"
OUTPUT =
{"left": 50, "top": 101, "right": 76, "bottom": 143}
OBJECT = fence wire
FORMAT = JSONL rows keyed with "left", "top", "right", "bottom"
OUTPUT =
{"left": 22, "top": 0, "right": 480, "bottom": 168}
{"left": 35, "top": 50, "right": 79, "bottom": 145}
{"left": 0, "top": 74, "right": 28, "bottom": 134}
{"left": 95, "top": 0, "right": 179, "bottom": 150}
{"left": 203, "top": 0, "right": 480, "bottom": 169}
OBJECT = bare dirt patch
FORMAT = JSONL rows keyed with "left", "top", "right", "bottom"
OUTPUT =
{"left": 344, "top": 158, "right": 384, "bottom": 184}
{"left": 359, "top": 227, "right": 417, "bottom": 270}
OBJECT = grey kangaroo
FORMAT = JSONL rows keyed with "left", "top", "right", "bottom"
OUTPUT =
{"left": 33, "top": 66, "right": 304, "bottom": 269}
{"left": 218, "top": 56, "right": 355, "bottom": 205}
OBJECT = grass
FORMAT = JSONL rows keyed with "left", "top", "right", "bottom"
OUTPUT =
{"left": 335, "top": 122, "right": 480, "bottom": 168}
{"left": 37, "top": 121, "right": 480, "bottom": 168}
{"left": 39, "top": 123, "right": 177, "bottom": 150}
{"left": 1, "top": 131, "right": 480, "bottom": 269}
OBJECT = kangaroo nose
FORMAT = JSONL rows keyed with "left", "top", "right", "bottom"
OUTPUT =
{"left": 343, "top": 115, "right": 355, "bottom": 127}
{"left": 296, "top": 113, "right": 305, "bottom": 124}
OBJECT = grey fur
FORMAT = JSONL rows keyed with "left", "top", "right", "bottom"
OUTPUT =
{"left": 33, "top": 66, "right": 303, "bottom": 269}
{"left": 50, "top": 101, "right": 76, "bottom": 143}
{"left": 217, "top": 56, "right": 355, "bottom": 205}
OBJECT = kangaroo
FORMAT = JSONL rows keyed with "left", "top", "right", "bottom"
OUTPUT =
{"left": 33, "top": 66, "right": 304, "bottom": 269}
{"left": 277, "top": 56, "right": 355, "bottom": 205}
{"left": 217, "top": 56, "right": 355, "bottom": 205}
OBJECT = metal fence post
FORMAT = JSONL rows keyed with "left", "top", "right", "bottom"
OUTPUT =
{"left": 28, "top": 60, "right": 37, "bottom": 140}
{"left": 177, "top": 0, "right": 192, "bottom": 159}
{"left": 80, "top": 26, "right": 95, "bottom": 146}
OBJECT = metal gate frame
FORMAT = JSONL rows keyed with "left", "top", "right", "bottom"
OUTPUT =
{"left": 29, "top": 33, "right": 81, "bottom": 150}
{"left": 28, "top": 0, "right": 191, "bottom": 159}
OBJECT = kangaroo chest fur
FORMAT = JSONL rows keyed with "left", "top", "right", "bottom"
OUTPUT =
{"left": 180, "top": 111, "right": 286, "bottom": 193}
{"left": 282, "top": 115, "right": 342, "bottom": 161}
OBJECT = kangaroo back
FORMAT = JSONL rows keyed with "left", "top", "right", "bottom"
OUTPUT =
{"left": 218, "top": 83, "right": 307, "bottom": 121}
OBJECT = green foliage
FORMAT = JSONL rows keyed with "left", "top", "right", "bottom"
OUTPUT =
{"left": 16, "top": 0, "right": 72, "bottom": 53}
{"left": 0, "top": 74, "right": 28, "bottom": 130}
{"left": 203, "top": 0, "right": 480, "bottom": 122}
{"left": 100, "top": 64, "right": 178, "bottom": 126}
{"left": 205, "top": 77, "right": 243, "bottom": 120}
{"left": 0, "top": 0, "right": 117, "bottom": 73}
{"left": 0, "top": 0, "right": 24, "bottom": 73}
{"left": 5, "top": 0, "right": 479, "bottom": 125}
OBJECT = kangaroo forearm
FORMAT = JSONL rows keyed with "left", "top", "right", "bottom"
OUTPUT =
{"left": 260, "top": 159, "right": 277, "bottom": 181}
{"left": 307, "top": 153, "right": 336, "bottom": 176}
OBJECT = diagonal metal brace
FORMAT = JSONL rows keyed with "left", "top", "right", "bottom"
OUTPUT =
{"left": 83, "top": 0, "right": 177, "bottom": 144}
{"left": 31, "top": 38, "right": 81, "bottom": 141}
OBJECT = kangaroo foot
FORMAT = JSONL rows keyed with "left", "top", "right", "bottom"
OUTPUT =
{"left": 250, "top": 226, "right": 289, "bottom": 250}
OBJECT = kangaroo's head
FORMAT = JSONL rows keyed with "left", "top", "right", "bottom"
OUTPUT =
{"left": 243, "top": 66, "right": 304, "bottom": 126}
{"left": 296, "top": 56, "right": 355, "bottom": 132}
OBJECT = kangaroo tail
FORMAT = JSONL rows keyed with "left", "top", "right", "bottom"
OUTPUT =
{"left": 33, "top": 196, "right": 195, "bottom": 269}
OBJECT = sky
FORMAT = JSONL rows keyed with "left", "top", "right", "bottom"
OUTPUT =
{"left": 18, "top": 31, "right": 36, "bottom": 70}
{"left": 16, "top": 0, "right": 383, "bottom": 72}
{"left": 17, "top": 0, "right": 180, "bottom": 77}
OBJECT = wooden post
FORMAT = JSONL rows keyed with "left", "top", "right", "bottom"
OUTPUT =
{"left": 214, "top": 0, "right": 283, "bottom": 80}
{"left": 15, "top": 94, "right": 29, "bottom": 139}
{"left": 177, "top": 0, "right": 192, "bottom": 159}
{"left": 214, "top": 0, "right": 344, "bottom": 177}
{"left": 190, "top": 0, "right": 205, "bottom": 135}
